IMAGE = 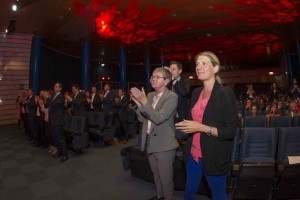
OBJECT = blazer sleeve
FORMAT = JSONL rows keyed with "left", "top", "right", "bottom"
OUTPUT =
{"left": 216, "top": 87, "right": 238, "bottom": 141}
{"left": 133, "top": 105, "right": 146, "bottom": 123}
{"left": 139, "top": 92, "right": 178, "bottom": 125}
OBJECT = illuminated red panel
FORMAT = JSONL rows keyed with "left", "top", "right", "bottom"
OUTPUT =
{"left": 73, "top": 0, "right": 189, "bottom": 44}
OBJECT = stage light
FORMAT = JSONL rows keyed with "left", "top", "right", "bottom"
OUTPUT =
{"left": 101, "top": 63, "right": 105, "bottom": 67}
{"left": 0, "top": 74, "right": 3, "bottom": 80}
{"left": 5, "top": 19, "right": 16, "bottom": 34}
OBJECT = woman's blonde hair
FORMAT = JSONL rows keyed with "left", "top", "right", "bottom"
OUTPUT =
{"left": 195, "top": 51, "right": 222, "bottom": 84}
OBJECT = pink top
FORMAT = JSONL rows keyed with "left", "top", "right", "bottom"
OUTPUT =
{"left": 190, "top": 90, "right": 211, "bottom": 162}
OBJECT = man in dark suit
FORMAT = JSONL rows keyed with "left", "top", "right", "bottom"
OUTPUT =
{"left": 24, "top": 88, "right": 37, "bottom": 143}
{"left": 100, "top": 83, "right": 115, "bottom": 125}
{"left": 131, "top": 68, "right": 178, "bottom": 200}
{"left": 45, "top": 82, "right": 68, "bottom": 162}
{"left": 113, "top": 88, "right": 130, "bottom": 143}
{"left": 86, "top": 86, "right": 101, "bottom": 111}
{"left": 100, "top": 83, "right": 115, "bottom": 112}
{"left": 165, "top": 61, "right": 191, "bottom": 122}
{"left": 65, "top": 84, "right": 86, "bottom": 116}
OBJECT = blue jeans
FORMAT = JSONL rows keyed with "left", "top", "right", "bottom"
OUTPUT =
{"left": 185, "top": 155, "right": 227, "bottom": 200}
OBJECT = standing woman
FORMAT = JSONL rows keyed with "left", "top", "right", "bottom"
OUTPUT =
{"left": 130, "top": 68, "right": 178, "bottom": 200}
{"left": 176, "top": 51, "right": 238, "bottom": 200}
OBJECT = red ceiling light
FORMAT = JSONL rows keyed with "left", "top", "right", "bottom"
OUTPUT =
{"left": 73, "top": 0, "right": 189, "bottom": 44}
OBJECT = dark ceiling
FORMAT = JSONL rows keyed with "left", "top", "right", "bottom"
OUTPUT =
{"left": 1, "top": 0, "right": 300, "bottom": 70}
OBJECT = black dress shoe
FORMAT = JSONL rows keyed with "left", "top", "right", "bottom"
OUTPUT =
{"left": 61, "top": 156, "right": 68, "bottom": 162}
{"left": 149, "top": 196, "right": 164, "bottom": 200}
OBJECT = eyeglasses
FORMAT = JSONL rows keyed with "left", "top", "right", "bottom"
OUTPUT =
{"left": 150, "top": 75, "right": 166, "bottom": 80}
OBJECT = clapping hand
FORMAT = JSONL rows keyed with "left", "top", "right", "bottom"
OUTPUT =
{"left": 130, "top": 87, "right": 147, "bottom": 107}
{"left": 175, "top": 120, "right": 202, "bottom": 134}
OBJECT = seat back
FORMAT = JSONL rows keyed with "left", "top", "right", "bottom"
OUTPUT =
{"left": 244, "top": 116, "right": 267, "bottom": 127}
{"left": 234, "top": 128, "right": 277, "bottom": 200}
{"left": 231, "top": 128, "right": 241, "bottom": 163}
{"left": 240, "top": 127, "right": 277, "bottom": 163}
{"left": 70, "top": 116, "right": 86, "bottom": 134}
{"left": 277, "top": 127, "right": 300, "bottom": 163}
{"left": 274, "top": 127, "right": 300, "bottom": 200}
{"left": 63, "top": 115, "right": 73, "bottom": 131}
{"left": 293, "top": 115, "right": 300, "bottom": 127}
{"left": 88, "top": 112, "right": 104, "bottom": 127}
{"left": 269, "top": 116, "right": 292, "bottom": 128}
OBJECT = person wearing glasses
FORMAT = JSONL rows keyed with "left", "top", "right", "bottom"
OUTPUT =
{"left": 130, "top": 67, "right": 178, "bottom": 200}
{"left": 175, "top": 51, "right": 238, "bottom": 200}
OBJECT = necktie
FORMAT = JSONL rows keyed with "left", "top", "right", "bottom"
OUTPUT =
{"left": 53, "top": 93, "right": 59, "bottom": 101}
{"left": 172, "top": 79, "right": 177, "bottom": 92}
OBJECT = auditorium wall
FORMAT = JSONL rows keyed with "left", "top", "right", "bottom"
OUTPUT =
{"left": 0, "top": 32, "right": 32, "bottom": 125}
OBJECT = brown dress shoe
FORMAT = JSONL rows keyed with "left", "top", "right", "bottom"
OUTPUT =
{"left": 61, "top": 156, "right": 68, "bottom": 162}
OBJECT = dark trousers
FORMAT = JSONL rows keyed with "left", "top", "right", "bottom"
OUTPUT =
{"left": 116, "top": 118, "right": 129, "bottom": 140}
{"left": 51, "top": 124, "right": 67, "bottom": 156}
{"left": 36, "top": 116, "right": 45, "bottom": 146}
{"left": 26, "top": 114, "right": 36, "bottom": 141}
{"left": 185, "top": 155, "right": 227, "bottom": 200}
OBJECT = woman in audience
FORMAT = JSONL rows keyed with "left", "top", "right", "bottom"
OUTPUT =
{"left": 290, "top": 78, "right": 300, "bottom": 100}
{"left": 246, "top": 83, "right": 256, "bottom": 99}
{"left": 175, "top": 51, "right": 238, "bottom": 200}
{"left": 243, "top": 99, "right": 252, "bottom": 116}
{"left": 265, "top": 104, "right": 280, "bottom": 119}
{"left": 250, "top": 104, "right": 261, "bottom": 116}
{"left": 40, "top": 90, "right": 56, "bottom": 153}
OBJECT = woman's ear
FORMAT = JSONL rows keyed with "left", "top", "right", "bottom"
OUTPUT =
{"left": 213, "top": 65, "right": 219, "bottom": 74}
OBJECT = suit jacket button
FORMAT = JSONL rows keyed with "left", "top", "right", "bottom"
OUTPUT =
{"left": 154, "top": 134, "right": 156, "bottom": 136}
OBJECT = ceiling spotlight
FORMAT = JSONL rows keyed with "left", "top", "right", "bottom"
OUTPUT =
{"left": 5, "top": 19, "right": 16, "bottom": 34}
{"left": 12, "top": 0, "right": 20, "bottom": 11}
{"left": 12, "top": 4, "right": 17, "bottom": 11}
{"left": 0, "top": 74, "right": 3, "bottom": 80}
{"left": 101, "top": 63, "right": 105, "bottom": 67}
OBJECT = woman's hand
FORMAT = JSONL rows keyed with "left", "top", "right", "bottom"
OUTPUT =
{"left": 130, "top": 87, "right": 147, "bottom": 106}
{"left": 175, "top": 120, "right": 202, "bottom": 134}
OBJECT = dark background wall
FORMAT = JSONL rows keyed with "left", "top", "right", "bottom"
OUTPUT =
{"left": 39, "top": 45, "right": 159, "bottom": 92}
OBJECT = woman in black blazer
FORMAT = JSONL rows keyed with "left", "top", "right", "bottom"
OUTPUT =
{"left": 176, "top": 51, "right": 238, "bottom": 200}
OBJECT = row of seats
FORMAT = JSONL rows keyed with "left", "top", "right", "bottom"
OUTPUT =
{"left": 87, "top": 111, "right": 139, "bottom": 143}
{"left": 88, "top": 112, "right": 117, "bottom": 142}
{"left": 63, "top": 115, "right": 89, "bottom": 150}
{"left": 230, "top": 127, "right": 300, "bottom": 199}
{"left": 244, "top": 115, "right": 300, "bottom": 128}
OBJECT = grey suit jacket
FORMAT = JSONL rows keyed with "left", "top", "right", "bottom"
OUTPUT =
{"left": 134, "top": 89, "right": 179, "bottom": 154}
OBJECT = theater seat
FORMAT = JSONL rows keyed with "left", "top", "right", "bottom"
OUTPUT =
{"left": 233, "top": 127, "right": 277, "bottom": 200}
{"left": 269, "top": 116, "right": 292, "bottom": 128}
{"left": 244, "top": 116, "right": 267, "bottom": 127}
{"left": 293, "top": 115, "right": 300, "bottom": 127}
{"left": 273, "top": 127, "right": 300, "bottom": 200}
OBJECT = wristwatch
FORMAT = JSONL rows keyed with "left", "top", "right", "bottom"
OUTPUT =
{"left": 206, "top": 127, "right": 212, "bottom": 136}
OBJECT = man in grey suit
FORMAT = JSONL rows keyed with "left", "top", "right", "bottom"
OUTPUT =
{"left": 131, "top": 67, "right": 178, "bottom": 200}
